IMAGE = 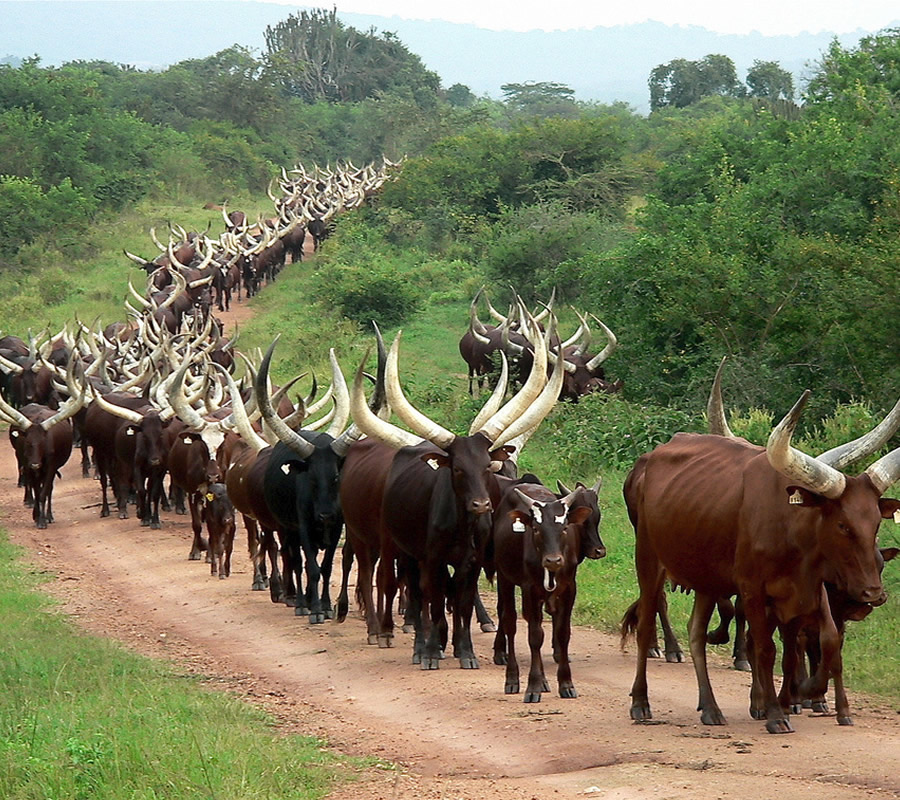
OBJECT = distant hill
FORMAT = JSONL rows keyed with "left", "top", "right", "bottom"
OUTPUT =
{"left": 1, "top": 2, "right": 891, "bottom": 111}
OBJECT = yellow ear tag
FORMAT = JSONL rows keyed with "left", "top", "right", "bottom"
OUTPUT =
{"left": 206, "top": 493, "right": 215, "bottom": 502}
{"left": 894, "top": 509, "right": 900, "bottom": 524}
{"left": 788, "top": 490, "right": 804, "bottom": 505}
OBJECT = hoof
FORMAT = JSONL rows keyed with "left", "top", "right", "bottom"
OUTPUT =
{"left": 188, "top": 551, "right": 202, "bottom": 561}
{"left": 505, "top": 681, "right": 520, "bottom": 694}
{"left": 402, "top": 624, "right": 415, "bottom": 634}
{"left": 630, "top": 703, "right": 652, "bottom": 722}
{"left": 294, "top": 605, "right": 309, "bottom": 617}
{"left": 377, "top": 634, "right": 393, "bottom": 649}
{"left": 140, "top": 518, "right": 150, "bottom": 527}
{"left": 420, "top": 657, "right": 440, "bottom": 670}
{"left": 150, "top": 521, "right": 161, "bottom": 530}
{"left": 100, "top": 508, "right": 110, "bottom": 518}
{"left": 765, "top": 718, "right": 795, "bottom": 734}
{"left": 218, "top": 573, "right": 227, "bottom": 580}
{"left": 459, "top": 656, "right": 479, "bottom": 669}
{"left": 308, "top": 612, "right": 325, "bottom": 624}
{"left": 524, "top": 692, "right": 542, "bottom": 703}
{"left": 480, "top": 622, "right": 497, "bottom": 633}
{"left": 493, "top": 652, "right": 507, "bottom": 666}
{"left": 790, "top": 703, "right": 803, "bottom": 715}
{"left": 734, "top": 659, "right": 752, "bottom": 672}
{"left": 750, "top": 707, "right": 766, "bottom": 720}
{"left": 837, "top": 716, "right": 854, "bottom": 726}
{"left": 700, "top": 708, "right": 727, "bottom": 725}
{"left": 251, "top": 580, "right": 266, "bottom": 591}
{"left": 811, "top": 701, "right": 829, "bottom": 714}
{"left": 367, "top": 634, "right": 379, "bottom": 645}
{"left": 665, "top": 650, "right": 684, "bottom": 663}
{"left": 559, "top": 686, "right": 577, "bottom": 699}
{"left": 647, "top": 647, "right": 662, "bottom": 659}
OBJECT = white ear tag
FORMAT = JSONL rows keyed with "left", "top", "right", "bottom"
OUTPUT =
{"left": 127, "top": 428, "right": 135, "bottom": 436}
{"left": 10, "top": 431, "right": 17, "bottom": 438}
{"left": 281, "top": 463, "right": 291, "bottom": 475}
{"left": 894, "top": 509, "right": 900, "bottom": 524}
{"left": 426, "top": 458, "right": 440, "bottom": 471}
{"left": 512, "top": 520, "right": 526, "bottom": 533}
{"left": 788, "top": 490, "right": 803, "bottom": 505}
{"left": 183, "top": 436, "right": 193, "bottom": 445}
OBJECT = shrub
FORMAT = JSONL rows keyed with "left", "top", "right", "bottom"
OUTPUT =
{"left": 316, "top": 262, "right": 420, "bottom": 328}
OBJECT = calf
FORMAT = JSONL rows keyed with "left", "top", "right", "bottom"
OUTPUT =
{"left": 488, "top": 481, "right": 600, "bottom": 701}
{"left": 203, "top": 483, "right": 236, "bottom": 579}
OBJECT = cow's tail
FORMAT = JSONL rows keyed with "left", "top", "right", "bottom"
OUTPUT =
{"left": 620, "top": 599, "right": 639, "bottom": 651}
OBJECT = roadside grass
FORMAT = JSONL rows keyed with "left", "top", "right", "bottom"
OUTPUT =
{"left": 0, "top": 533, "right": 357, "bottom": 800}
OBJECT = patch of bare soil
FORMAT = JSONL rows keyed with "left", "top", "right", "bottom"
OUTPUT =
{"left": 3, "top": 255, "right": 899, "bottom": 799}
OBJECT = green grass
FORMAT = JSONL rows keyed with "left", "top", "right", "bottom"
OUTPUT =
{"left": 0, "top": 533, "right": 356, "bottom": 800}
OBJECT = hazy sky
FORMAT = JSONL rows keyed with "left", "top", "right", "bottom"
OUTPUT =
{"left": 254, "top": 1, "right": 900, "bottom": 36}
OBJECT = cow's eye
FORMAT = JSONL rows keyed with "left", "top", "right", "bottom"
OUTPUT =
{"left": 838, "top": 522, "right": 852, "bottom": 536}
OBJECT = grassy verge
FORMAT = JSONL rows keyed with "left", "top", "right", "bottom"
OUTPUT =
{"left": 0, "top": 531, "right": 357, "bottom": 800}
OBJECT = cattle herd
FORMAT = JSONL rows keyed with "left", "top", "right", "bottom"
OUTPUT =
{"left": 1, "top": 156, "right": 899, "bottom": 737}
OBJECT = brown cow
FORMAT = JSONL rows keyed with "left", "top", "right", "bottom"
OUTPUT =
{"left": 202, "top": 483, "right": 236, "bottom": 579}
{"left": 624, "top": 391, "right": 900, "bottom": 734}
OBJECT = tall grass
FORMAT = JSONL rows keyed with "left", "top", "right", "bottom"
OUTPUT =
{"left": 0, "top": 534, "right": 354, "bottom": 800}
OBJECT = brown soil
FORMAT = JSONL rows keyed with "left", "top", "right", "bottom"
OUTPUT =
{"left": 3, "top": 251, "right": 899, "bottom": 800}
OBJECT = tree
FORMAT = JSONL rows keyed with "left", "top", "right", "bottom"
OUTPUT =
{"left": 263, "top": 8, "right": 440, "bottom": 104}
{"left": 446, "top": 83, "right": 475, "bottom": 107}
{"left": 649, "top": 54, "right": 743, "bottom": 110}
{"left": 746, "top": 60, "right": 794, "bottom": 100}
{"left": 501, "top": 81, "right": 578, "bottom": 117}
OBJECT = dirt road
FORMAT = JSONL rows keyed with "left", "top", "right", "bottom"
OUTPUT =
{"left": 3, "top": 268, "right": 899, "bottom": 800}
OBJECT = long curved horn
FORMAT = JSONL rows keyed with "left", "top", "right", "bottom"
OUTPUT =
{"left": 766, "top": 391, "right": 846, "bottom": 499}
{"left": 865, "top": 445, "right": 900, "bottom": 495}
{"left": 212, "top": 363, "right": 268, "bottom": 452}
{"left": 324, "top": 349, "right": 350, "bottom": 438}
{"left": 584, "top": 316, "right": 618, "bottom": 372}
{"left": 818, "top": 396, "right": 900, "bottom": 470}
{"left": 0, "top": 388, "right": 31, "bottom": 429}
{"left": 706, "top": 356, "right": 735, "bottom": 437}
{"left": 255, "top": 339, "right": 315, "bottom": 459}
{"left": 492, "top": 343, "right": 564, "bottom": 450}
{"left": 40, "top": 384, "right": 86, "bottom": 431}
{"left": 386, "top": 332, "right": 455, "bottom": 449}
{"left": 168, "top": 356, "right": 210, "bottom": 432}
{"left": 124, "top": 250, "right": 151, "bottom": 268}
{"left": 128, "top": 278, "right": 151, "bottom": 309}
{"left": 149, "top": 226, "right": 166, "bottom": 252}
{"left": 477, "top": 316, "right": 548, "bottom": 444}
{"left": 92, "top": 390, "right": 144, "bottom": 425}
{"left": 349, "top": 349, "right": 422, "bottom": 449}
{"left": 468, "top": 351, "right": 508, "bottom": 436}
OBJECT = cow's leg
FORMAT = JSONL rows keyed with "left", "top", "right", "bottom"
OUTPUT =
{"left": 732, "top": 596, "right": 751, "bottom": 671}
{"left": 419, "top": 562, "right": 445, "bottom": 669}
{"left": 707, "top": 595, "right": 734, "bottom": 644}
{"left": 187, "top": 494, "right": 207, "bottom": 561}
{"left": 263, "top": 528, "right": 284, "bottom": 602}
{"left": 777, "top": 618, "right": 804, "bottom": 715}
{"left": 657, "top": 589, "right": 685, "bottom": 663}
{"left": 149, "top": 472, "right": 163, "bottom": 530}
{"left": 552, "top": 583, "right": 577, "bottom": 699}
{"left": 243, "top": 516, "right": 266, "bottom": 591}
{"left": 223, "top": 524, "right": 234, "bottom": 578}
{"left": 744, "top": 596, "right": 793, "bottom": 733}
{"left": 376, "top": 543, "right": 400, "bottom": 646}
{"left": 474, "top": 586, "right": 496, "bottom": 633}
{"left": 451, "top": 566, "right": 479, "bottom": 669}
{"left": 522, "top": 587, "right": 547, "bottom": 702}
{"left": 688, "top": 592, "right": 725, "bottom": 725}
{"left": 497, "top": 575, "right": 519, "bottom": 691}
{"left": 336, "top": 538, "right": 354, "bottom": 623}
{"left": 801, "top": 586, "right": 849, "bottom": 724}
{"left": 629, "top": 533, "right": 664, "bottom": 722}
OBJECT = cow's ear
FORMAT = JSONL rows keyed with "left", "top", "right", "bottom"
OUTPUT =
{"left": 879, "top": 546, "right": 899, "bottom": 563}
{"left": 490, "top": 445, "right": 515, "bottom": 462}
{"left": 567, "top": 506, "right": 592, "bottom": 526}
{"left": 785, "top": 486, "right": 824, "bottom": 507}
{"left": 421, "top": 452, "right": 450, "bottom": 471}
{"left": 878, "top": 498, "right": 900, "bottom": 522}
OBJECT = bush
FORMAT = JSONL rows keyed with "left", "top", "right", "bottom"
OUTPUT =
{"left": 316, "top": 262, "right": 420, "bottom": 328}
{"left": 546, "top": 392, "right": 701, "bottom": 473}
{"left": 37, "top": 268, "right": 76, "bottom": 306}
